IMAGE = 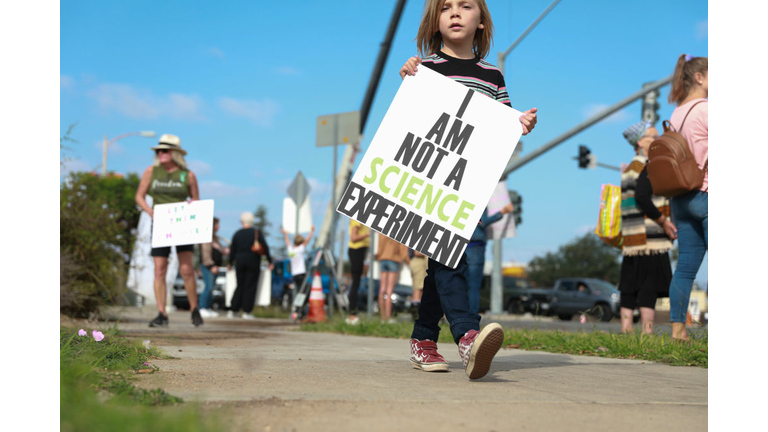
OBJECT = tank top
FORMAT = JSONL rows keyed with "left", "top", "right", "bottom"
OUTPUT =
{"left": 149, "top": 165, "right": 190, "bottom": 206}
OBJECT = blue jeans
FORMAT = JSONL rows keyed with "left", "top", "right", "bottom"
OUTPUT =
{"left": 380, "top": 260, "right": 399, "bottom": 273}
{"left": 465, "top": 244, "right": 486, "bottom": 315}
{"left": 669, "top": 191, "right": 708, "bottom": 323}
{"left": 200, "top": 265, "right": 215, "bottom": 309}
{"left": 411, "top": 252, "right": 480, "bottom": 344}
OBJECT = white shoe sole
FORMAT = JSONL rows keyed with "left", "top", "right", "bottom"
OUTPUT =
{"left": 465, "top": 323, "right": 504, "bottom": 380}
{"left": 410, "top": 359, "right": 449, "bottom": 372}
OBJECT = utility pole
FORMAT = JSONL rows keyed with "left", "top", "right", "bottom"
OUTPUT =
{"left": 491, "top": 0, "right": 563, "bottom": 314}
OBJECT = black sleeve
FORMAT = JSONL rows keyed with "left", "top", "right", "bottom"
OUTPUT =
{"left": 229, "top": 232, "right": 238, "bottom": 265}
{"left": 259, "top": 230, "right": 272, "bottom": 263}
{"left": 635, "top": 168, "right": 662, "bottom": 220}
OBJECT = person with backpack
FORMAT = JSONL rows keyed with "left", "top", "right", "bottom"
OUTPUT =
{"left": 619, "top": 121, "right": 676, "bottom": 335}
{"left": 663, "top": 54, "right": 708, "bottom": 341}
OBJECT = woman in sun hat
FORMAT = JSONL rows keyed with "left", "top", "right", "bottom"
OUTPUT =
{"left": 618, "top": 121, "right": 676, "bottom": 335}
{"left": 135, "top": 134, "right": 204, "bottom": 328}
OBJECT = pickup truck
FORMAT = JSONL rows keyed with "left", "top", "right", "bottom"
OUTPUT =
{"left": 543, "top": 278, "right": 621, "bottom": 322}
{"left": 481, "top": 277, "right": 621, "bottom": 322}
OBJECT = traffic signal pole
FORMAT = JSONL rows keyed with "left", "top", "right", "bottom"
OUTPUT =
{"left": 500, "top": 75, "right": 672, "bottom": 178}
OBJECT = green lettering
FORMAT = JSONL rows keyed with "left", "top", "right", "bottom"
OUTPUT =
{"left": 416, "top": 183, "right": 443, "bottom": 215}
{"left": 437, "top": 194, "right": 458, "bottom": 222}
{"left": 379, "top": 165, "right": 401, "bottom": 194}
{"left": 451, "top": 200, "right": 475, "bottom": 230}
{"left": 363, "top": 157, "right": 384, "bottom": 184}
{"left": 393, "top": 171, "right": 410, "bottom": 198}
{"left": 399, "top": 176, "right": 424, "bottom": 206}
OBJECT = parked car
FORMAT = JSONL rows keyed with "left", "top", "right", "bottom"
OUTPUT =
{"left": 478, "top": 275, "right": 551, "bottom": 314}
{"left": 355, "top": 277, "right": 413, "bottom": 315}
{"left": 172, "top": 270, "right": 226, "bottom": 310}
{"left": 547, "top": 278, "right": 621, "bottom": 322}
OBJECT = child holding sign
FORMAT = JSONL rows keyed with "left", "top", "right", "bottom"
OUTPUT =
{"left": 400, "top": 0, "right": 537, "bottom": 380}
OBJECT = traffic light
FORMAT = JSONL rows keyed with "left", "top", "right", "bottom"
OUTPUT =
{"left": 508, "top": 189, "right": 522, "bottom": 226}
{"left": 641, "top": 83, "right": 660, "bottom": 125}
{"left": 578, "top": 145, "right": 591, "bottom": 169}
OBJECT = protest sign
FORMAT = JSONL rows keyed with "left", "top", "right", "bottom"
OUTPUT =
{"left": 487, "top": 181, "right": 516, "bottom": 240}
{"left": 336, "top": 67, "right": 522, "bottom": 268}
{"left": 151, "top": 199, "right": 215, "bottom": 248}
{"left": 282, "top": 196, "right": 313, "bottom": 235}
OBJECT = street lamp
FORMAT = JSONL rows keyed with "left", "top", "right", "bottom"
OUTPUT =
{"left": 101, "top": 130, "right": 156, "bottom": 176}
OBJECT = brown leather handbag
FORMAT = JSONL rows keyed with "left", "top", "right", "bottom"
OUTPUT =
{"left": 646, "top": 101, "right": 707, "bottom": 197}
{"left": 251, "top": 228, "right": 264, "bottom": 255}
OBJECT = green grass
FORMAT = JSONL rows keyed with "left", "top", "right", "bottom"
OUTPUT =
{"left": 60, "top": 326, "right": 225, "bottom": 431}
{"left": 299, "top": 318, "right": 708, "bottom": 368}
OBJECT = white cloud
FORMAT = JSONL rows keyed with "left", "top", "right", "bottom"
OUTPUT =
{"left": 582, "top": 104, "right": 631, "bottom": 124}
{"left": 187, "top": 159, "right": 212, "bottom": 176}
{"left": 274, "top": 66, "right": 300, "bottom": 76}
{"left": 60, "top": 158, "right": 93, "bottom": 178}
{"left": 696, "top": 20, "right": 708, "bottom": 40}
{"left": 217, "top": 97, "right": 278, "bottom": 126}
{"left": 204, "top": 47, "right": 226, "bottom": 59}
{"left": 61, "top": 75, "right": 75, "bottom": 90}
{"left": 87, "top": 83, "right": 205, "bottom": 121}
{"left": 574, "top": 224, "right": 594, "bottom": 235}
{"left": 199, "top": 180, "right": 257, "bottom": 198}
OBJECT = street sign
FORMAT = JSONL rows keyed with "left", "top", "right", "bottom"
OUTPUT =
{"left": 287, "top": 171, "right": 311, "bottom": 207}
{"left": 316, "top": 111, "right": 361, "bottom": 148}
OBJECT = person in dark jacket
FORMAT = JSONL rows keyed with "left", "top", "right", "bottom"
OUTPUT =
{"left": 466, "top": 204, "right": 513, "bottom": 315}
{"left": 227, "top": 211, "right": 273, "bottom": 319}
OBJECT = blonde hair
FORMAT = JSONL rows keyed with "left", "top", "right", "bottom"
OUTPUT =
{"left": 668, "top": 54, "right": 708, "bottom": 105}
{"left": 153, "top": 149, "right": 187, "bottom": 170}
{"left": 293, "top": 234, "right": 305, "bottom": 246}
{"left": 416, "top": 0, "right": 494, "bottom": 59}
{"left": 240, "top": 211, "right": 254, "bottom": 227}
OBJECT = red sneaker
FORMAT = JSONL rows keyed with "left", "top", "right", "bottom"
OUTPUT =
{"left": 458, "top": 323, "right": 504, "bottom": 380}
{"left": 409, "top": 339, "right": 449, "bottom": 372}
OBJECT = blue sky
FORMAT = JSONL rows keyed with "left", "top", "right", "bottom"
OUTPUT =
{"left": 59, "top": 0, "right": 708, "bottom": 284}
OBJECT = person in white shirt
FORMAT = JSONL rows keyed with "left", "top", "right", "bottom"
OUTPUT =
{"left": 282, "top": 225, "right": 315, "bottom": 296}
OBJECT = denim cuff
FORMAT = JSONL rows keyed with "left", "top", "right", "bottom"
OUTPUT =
{"left": 448, "top": 317, "right": 481, "bottom": 344}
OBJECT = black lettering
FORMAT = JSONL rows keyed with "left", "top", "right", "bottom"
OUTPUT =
{"left": 382, "top": 203, "right": 408, "bottom": 238}
{"left": 426, "top": 147, "right": 449, "bottom": 179}
{"left": 456, "top": 89, "right": 474, "bottom": 119}
{"left": 394, "top": 132, "right": 421, "bottom": 167}
{"left": 425, "top": 112, "right": 450, "bottom": 145}
{"left": 336, "top": 182, "right": 363, "bottom": 216}
{"left": 411, "top": 141, "right": 435, "bottom": 173}
{"left": 443, "top": 119, "right": 474, "bottom": 155}
{"left": 370, "top": 195, "right": 394, "bottom": 232}
{"left": 399, "top": 213, "right": 435, "bottom": 251}
{"left": 447, "top": 237, "right": 470, "bottom": 268}
{"left": 443, "top": 158, "right": 467, "bottom": 191}
{"left": 394, "top": 211, "right": 416, "bottom": 243}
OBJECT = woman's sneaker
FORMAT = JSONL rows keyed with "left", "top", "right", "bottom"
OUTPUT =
{"left": 149, "top": 313, "right": 168, "bottom": 327}
{"left": 191, "top": 308, "right": 204, "bottom": 327}
{"left": 200, "top": 308, "right": 219, "bottom": 318}
{"left": 458, "top": 323, "right": 504, "bottom": 380}
{"left": 409, "top": 339, "right": 449, "bottom": 372}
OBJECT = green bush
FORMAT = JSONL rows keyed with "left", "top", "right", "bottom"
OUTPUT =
{"left": 60, "top": 172, "right": 140, "bottom": 318}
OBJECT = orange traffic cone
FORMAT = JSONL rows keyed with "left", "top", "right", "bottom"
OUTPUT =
{"left": 305, "top": 272, "right": 326, "bottom": 323}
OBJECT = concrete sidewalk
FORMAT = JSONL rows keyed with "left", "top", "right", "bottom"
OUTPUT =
{"left": 114, "top": 306, "right": 707, "bottom": 431}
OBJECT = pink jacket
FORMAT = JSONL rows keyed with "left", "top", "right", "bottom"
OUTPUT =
{"left": 670, "top": 99, "right": 708, "bottom": 192}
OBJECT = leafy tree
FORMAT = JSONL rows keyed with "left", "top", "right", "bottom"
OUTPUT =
{"left": 527, "top": 233, "right": 621, "bottom": 287}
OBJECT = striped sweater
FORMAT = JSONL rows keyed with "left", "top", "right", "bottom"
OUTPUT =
{"left": 620, "top": 155, "right": 672, "bottom": 256}
{"left": 421, "top": 51, "right": 511, "bottom": 107}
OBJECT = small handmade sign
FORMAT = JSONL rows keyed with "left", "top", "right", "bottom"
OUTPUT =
{"left": 151, "top": 199, "right": 214, "bottom": 248}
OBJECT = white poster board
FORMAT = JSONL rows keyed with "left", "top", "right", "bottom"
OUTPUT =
{"left": 151, "top": 199, "right": 215, "bottom": 248}
{"left": 256, "top": 266, "right": 272, "bottom": 307}
{"left": 336, "top": 67, "right": 522, "bottom": 268}
{"left": 487, "top": 181, "right": 516, "bottom": 240}
{"left": 282, "top": 196, "right": 313, "bottom": 234}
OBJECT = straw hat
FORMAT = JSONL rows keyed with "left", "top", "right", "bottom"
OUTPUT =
{"left": 151, "top": 134, "right": 187, "bottom": 155}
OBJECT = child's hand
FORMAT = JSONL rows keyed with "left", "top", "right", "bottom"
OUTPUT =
{"left": 399, "top": 56, "right": 422, "bottom": 79}
{"left": 519, "top": 107, "right": 538, "bottom": 135}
